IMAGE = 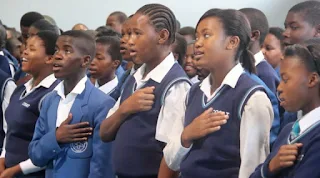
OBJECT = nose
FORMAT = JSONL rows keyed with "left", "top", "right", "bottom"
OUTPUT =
{"left": 54, "top": 51, "right": 63, "bottom": 61}
{"left": 261, "top": 47, "right": 266, "bottom": 55}
{"left": 283, "top": 28, "right": 290, "bottom": 38}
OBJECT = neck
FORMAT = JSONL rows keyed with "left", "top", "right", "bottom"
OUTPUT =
{"left": 134, "top": 63, "right": 142, "bottom": 70}
{"left": 210, "top": 59, "right": 236, "bottom": 94}
{"left": 143, "top": 46, "right": 170, "bottom": 78}
{"left": 31, "top": 68, "right": 52, "bottom": 88}
{"left": 98, "top": 73, "right": 115, "bottom": 86}
{"left": 63, "top": 72, "right": 86, "bottom": 95}
{"left": 302, "top": 96, "right": 320, "bottom": 116}
{"left": 250, "top": 42, "right": 261, "bottom": 55}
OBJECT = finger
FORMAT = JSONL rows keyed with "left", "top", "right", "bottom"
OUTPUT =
{"left": 281, "top": 144, "right": 301, "bottom": 151}
{"left": 204, "top": 126, "right": 221, "bottom": 135}
{"left": 201, "top": 108, "right": 214, "bottom": 117}
{"left": 279, "top": 161, "right": 295, "bottom": 168}
{"left": 142, "top": 94, "right": 155, "bottom": 100}
{"left": 72, "top": 127, "right": 93, "bottom": 134}
{"left": 208, "top": 120, "right": 228, "bottom": 128}
{"left": 280, "top": 155, "right": 297, "bottom": 162}
{"left": 142, "top": 86, "right": 155, "bottom": 94}
{"left": 280, "top": 149, "right": 298, "bottom": 156}
{"left": 72, "top": 132, "right": 92, "bottom": 138}
{"left": 208, "top": 114, "right": 229, "bottom": 122}
{"left": 140, "top": 100, "right": 154, "bottom": 107}
{"left": 71, "top": 137, "right": 88, "bottom": 142}
{"left": 295, "top": 143, "right": 303, "bottom": 147}
{"left": 61, "top": 113, "right": 73, "bottom": 125}
{"left": 69, "top": 122, "right": 91, "bottom": 129}
{"left": 141, "top": 106, "right": 153, "bottom": 111}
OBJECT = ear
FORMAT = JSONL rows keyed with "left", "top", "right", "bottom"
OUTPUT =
{"left": 250, "top": 30, "right": 261, "bottom": 42}
{"left": 82, "top": 55, "right": 91, "bottom": 68}
{"left": 314, "top": 24, "right": 320, "bottom": 37}
{"left": 113, "top": 60, "right": 120, "bottom": 69}
{"left": 308, "top": 72, "right": 320, "bottom": 88}
{"left": 226, "top": 36, "right": 240, "bottom": 50}
{"left": 44, "top": 55, "right": 53, "bottom": 64}
{"left": 158, "top": 29, "right": 170, "bottom": 45}
{"left": 173, "top": 52, "right": 179, "bottom": 61}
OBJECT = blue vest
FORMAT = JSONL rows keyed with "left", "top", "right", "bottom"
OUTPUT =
{"left": 112, "top": 63, "right": 191, "bottom": 176}
{"left": 5, "top": 79, "right": 59, "bottom": 176}
{"left": 109, "top": 69, "right": 131, "bottom": 101}
{"left": 180, "top": 73, "right": 265, "bottom": 178}
{"left": 256, "top": 60, "right": 280, "bottom": 95}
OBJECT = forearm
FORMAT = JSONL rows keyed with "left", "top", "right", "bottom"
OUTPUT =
{"left": 158, "top": 158, "right": 179, "bottom": 178}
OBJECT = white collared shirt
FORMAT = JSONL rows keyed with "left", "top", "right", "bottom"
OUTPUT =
{"left": 298, "top": 107, "right": 320, "bottom": 133}
{"left": 107, "top": 53, "right": 191, "bottom": 143}
{"left": 163, "top": 63, "right": 274, "bottom": 178}
{"left": 1, "top": 74, "right": 57, "bottom": 175}
{"left": 95, "top": 76, "right": 118, "bottom": 95}
{"left": 55, "top": 76, "right": 87, "bottom": 127}
{"left": 0, "top": 51, "right": 15, "bottom": 77}
{"left": 190, "top": 76, "right": 199, "bottom": 84}
{"left": 254, "top": 51, "right": 265, "bottom": 66}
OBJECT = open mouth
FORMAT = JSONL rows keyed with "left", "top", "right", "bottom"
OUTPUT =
{"left": 194, "top": 51, "right": 204, "bottom": 60}
{"left": 21, "top": 58, "right": 28, "bottom": 63}
{"left": 120, "top": 46, "right": 127, "bottom": 54}
{"left": 53, "top": 63, "right": 63, "bottom": 72}
{"left": 129, "top": 49, "right": 137, "bottom": 57}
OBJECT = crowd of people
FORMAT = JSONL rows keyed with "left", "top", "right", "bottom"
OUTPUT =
{"left": 0, "top": 0, "right": 319, "bottom": 178}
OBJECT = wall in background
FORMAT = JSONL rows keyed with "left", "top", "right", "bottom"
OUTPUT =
{"left": 0, "top": 0, "right": 305, "bottom": 31}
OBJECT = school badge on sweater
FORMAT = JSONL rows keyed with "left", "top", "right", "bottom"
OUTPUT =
{"left": 70, "top": 141, "right": 88, "bottom": 153}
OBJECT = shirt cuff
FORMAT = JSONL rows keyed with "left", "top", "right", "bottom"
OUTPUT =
{"left": 0, "top": 149, "right": 5, "bottom": 158}
{"left": 19, "top": 159, "right": 45, "bottom": 175}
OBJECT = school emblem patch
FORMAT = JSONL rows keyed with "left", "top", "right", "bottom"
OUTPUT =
{"left": 70, "top": 141, "right": 88, "bottom": 153}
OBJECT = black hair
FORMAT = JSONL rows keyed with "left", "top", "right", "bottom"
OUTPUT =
{"left": 269, "top": 27, "right": 285, "bottom": 50}
{"left": 31, "top": 19, "right": 60, "bottom": 35}
{"left": 20, "top": 12, "right": 44, "bottom": 27}
{"left": 0, "top": 25, "right": 6, "bottom": 49}
{"left": 5, "top": 38, "right": 21, "bottom": 54}
{"left": 136, "top": 3, "right": 177, "bottom": 44}
{"left": 239, "top": 8, "right": 269, "bottom": 45}
{"left": 289, "top": 1, "right": 320, "bottom": 27}
{"left": 35, "top": 31, "right": 59, "bottom": 55}
{"left": 176, "top": 20, "right": 181, "bottom": 31}
{"left": 172, "top": 33, "right": 187, "bottom": 65}
{"left": 96, "top": 36, "right": 122, "bottom": 65}
{"left": 109, "top": 11, "right": 128, "bottom": 24}
{"left": 61, "top": 30, "right": 96, "bottom": 60}
{"left": 198, "top": 9, "right": 256, "bottom": 73}
{"left": 96, "top": 26, "right": 121, "bottom": 38}
{"left": 284, "top": 39, "right": 320, "bottom": 75}
{"left": 178, "top": 26, "right": 196, "bottom": 40}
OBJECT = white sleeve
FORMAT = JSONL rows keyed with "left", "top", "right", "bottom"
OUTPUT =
{"left": 155, "top": 81, "right": 191, "bottom": 143}
{"left": 239, "top": 91, "right": 273, "bottom": 178}
{"left": 106, "top": 96, "right": 121, "bottom": 118}
{"left": 19, "top": 159, "right": 45, "bottom": 175}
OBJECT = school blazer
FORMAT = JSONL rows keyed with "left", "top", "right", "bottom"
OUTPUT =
{"left": 28, "top": 80, "right": 115, "bottom": 178}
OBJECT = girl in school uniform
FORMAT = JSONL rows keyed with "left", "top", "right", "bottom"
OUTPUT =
{"left": 0, "top": 31, "right": 59, "bottom": 178}
{"left": 250, "top": 41, "right": 320, "bottom": 178}
{"left": 161, "top": 9, "right": 274, "bottom": 178}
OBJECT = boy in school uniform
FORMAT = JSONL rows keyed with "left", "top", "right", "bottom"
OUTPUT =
{"left": 100, "top": 4, "right": 191, "bottom": 178}
{"left": 28, "top": 30, "right": 115, "bottom": 178}
{"left": 89, "top": 36, "right": 121, "bottom": 97}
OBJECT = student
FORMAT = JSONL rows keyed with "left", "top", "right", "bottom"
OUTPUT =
{"left": 283, "top": 1, "right": 320, "bottom": 46}
{"left": 250, "top": 41, "right": 320, "bottom": 178}
{"left": 162, "top": 9, "right": 273, "bottom": 178}
{"left": 5, "top": 38, "right": 22, "bottom": 64}
{"left": 72, "top": 23, "right": 88, "bottom": 31}
{"left": 106, "top": 11, "right": 127, "bottom": 34}
{"left": 184, "top": 41, "right": 199, "bottom": 83}
{"left": 262, "top": 27, "right": 285, "bottom": 78}
{"left": 100, "top": 4, "right": 191, "bottom": 178}
{"left": 0, "top": 25, "right": 15, "bottom": 77}
{"left": 171, "top": 33, "right": 187, "bottom": 66}
{"left": 0, "top": 31, "right": 59, "bottom": 178}
{"left": 178, "top": 26, "right": 196, "bottom": 43}
{"left": 20, "top": 12, "right": 44, "bottom": 43}
{"left": 28, "top": 30, "right": 115, "bottom": 178}
{"left": 89, "top": 36, "right": 121, "bottom": 96}
{"left": 28, "top": 19, "right": 60, "bottom": 37}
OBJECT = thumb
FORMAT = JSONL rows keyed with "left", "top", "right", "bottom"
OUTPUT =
{"left": 296, "top": 143, "right": 303, "bottom": 147}
{"left": 62, "top": 113, "right": 73, "bottom": 125}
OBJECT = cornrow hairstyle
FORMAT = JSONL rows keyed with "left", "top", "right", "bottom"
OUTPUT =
{"left": 61, "top": 30, "right": 96, "bottom": 60}
{"left": 289, "top": 1, "right": 320, "bottom": 27}
{"left": 20, "top": 12, "right": 44, "bottom": 27}
{"left": 178, "top": 26, "right": 196, "bottom": 40}
{"left": 109, "top": 11, "right": 128, "bottom": 24}
{"left": 136, "top": 3, "right": 177, "bottom": 44}
{"left": 96, "top": 36, "right": 122, "bottom": 66}
{"left": 197, "top": 9, "right": 256, "bottom": 74}
{"left": 31, "top": 19, "right": 60, "bottom": 35}
{"left": 239, "top": 8, "right": 269, "bottom": 45}
{"left": 269, "top": 27, "right": 285, "bottom": 50}
{"left": 35, "top": 31, "right": 59, "bottom": 55}
{"left": 173, "top": 33, "right": 187, "bottom": 65}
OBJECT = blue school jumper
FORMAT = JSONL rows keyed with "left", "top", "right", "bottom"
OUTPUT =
{"left": 112, "top": 63, "right": 191, "bottom": 177}
{"left": 28, "top": 80, "right": 115, "bottom": 178}
{"left": 4, "top": 79, "right": 59, "bottom": 177}
{"left": 0, "top": 53, "right": 12, "bottom": 77}
{"left": 256, "top": 60, "right": 280, "bottom": 95}
{"left": 250, "top": 122, "right": 320, "bottom": 178}
{"left": 116, "top": 65, "right": 125, "bottom": 80}
{"left": 0, "top": 70, "right": 13, "bottom": 152}
{"left": 247, "top": 73, "right": 280, "bottom": 146}
{"left": 180, "top": 73, "right": 265, "bottom": 178}
{"left": 109, "top": 69, "right": 131, "bottom": 101}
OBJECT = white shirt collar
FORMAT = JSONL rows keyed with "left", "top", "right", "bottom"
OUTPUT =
{"left": 133, "top": 53, "right": 175, "bottom": 84}
{"left": 55, "top": 76, "right": 87, "bottom": 99}
{"left": 0, "top": 51, "right": 4, "bottom": 56}
{"left": 200, "top": 63, "right": 244, "bottom": 99}
{"left": 299, "top": 107, "right": 320, "bottom": 133}
{"left": 24, "top": 74, "right": 57, "bottom": 94}
{"left": 130, "top": 66, "right": 137, "bottom": 75}
{"left": 254, "top": 50, "right": 265, "bottom": 66}
{"left": 95, "top": 76, "right": 118, "bottom": 94}
{"left": 190, "top": 76, "right": 199, "bottom": 84}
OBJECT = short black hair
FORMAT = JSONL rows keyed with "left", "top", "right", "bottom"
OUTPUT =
{"left": 96, "top": 26, "right": 121, "bottom": 38}
{"left": 137, "top": 3, "right": 177, "bottom": 44}
{"left": 96, "top": 36, "right": 122, "bottom": 65}
{"left": 172, "top": 33, "right": 187, "bottom": 65}
{"left": 269, "top": 27, "right": 285, "bottom": 49}
{"left": 61, "top": 30, "right": 96, "bottom": 60}
{"left": 289, "top": 1, "right": 320, "bottom": 27}
{"left": 31, "top": 19, "right": 60, "bottom": 35}
{"left": 20, "top": 12, "right": 44, "bottom": 27}
{"left": 0, "top": 25, "right": 6, "bottom": 49}
{"left": 109, "top": 11, "right": 127, "bottom": 24}
{"left": 239, "top": 8, "right": 269, "bottom": 45}
{"left": 35, "top": 31, "right": 59, "bottom": 55}
{"left": 178, "top": 26, "right": 196, "bottom": 40}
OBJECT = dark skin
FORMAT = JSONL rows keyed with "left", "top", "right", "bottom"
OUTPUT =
{"left": 269, "top": 55, "right": 320, "bottom": 174}
{"left": 106, "top": 15, "right": 122, "bottom": 33}
{"left": 20, "top": 26, "right": 29, "bottom": 43}
{"left": 53, "top": 36, "right": 92, "bottom": 143}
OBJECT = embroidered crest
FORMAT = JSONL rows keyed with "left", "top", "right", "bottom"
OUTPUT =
{"left": 22, "top": 102, "right": 30, "bottom": 108}
{"left": 70, "top": 141, "right": 88, "bottom": 153}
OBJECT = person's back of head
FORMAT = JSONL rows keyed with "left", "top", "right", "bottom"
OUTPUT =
{"left": 96, "top": 26, "right": 121, "bottom": 38}
{"left": 0, "top": 25, "right": 6, "bottom": 49}
{"left": 30, "top": 19, "right": 60, "bottom": 36}
{"left": 172, "top": 33, "right": 187, "bottom": 65}
{"left": 43, "top": 15, "right": 57, "bottom": 25}
{"left": 239, "top": 8, "right": 269, "bottom": 47}
{"left": 72, "top": 23, "right": 88, "bottom": 31}
{"left": 36, "top": 30, "right": 59, "bottom": 56}
{"left": 20, "top": 12, "right": 44, "bottom": 42}
{"left": 178, "top": 26, "right": 196, "bottom": 43}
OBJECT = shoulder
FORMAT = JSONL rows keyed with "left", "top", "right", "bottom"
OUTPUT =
{"left": 88, "top": 87, "right": 115, "bottom": 106}
{"left": 257, "top": 62, "right": 279, "bottom": 79}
